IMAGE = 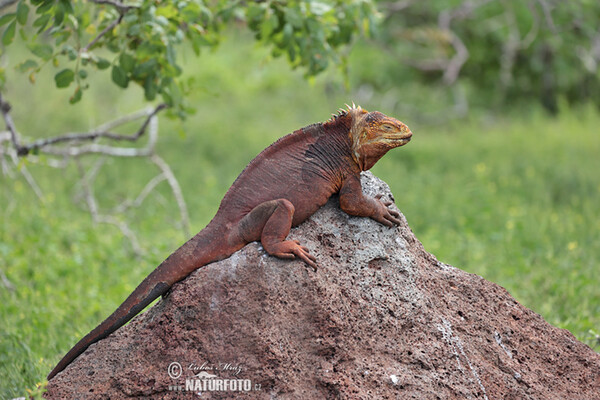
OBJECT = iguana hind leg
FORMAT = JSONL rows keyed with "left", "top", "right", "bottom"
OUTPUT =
{"left": 233, "top": 199, "right": 318, "bottom": 270}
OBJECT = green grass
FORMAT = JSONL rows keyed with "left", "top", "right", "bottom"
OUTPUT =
{"left": 376, "top": 108, "right": 600, "bottom": 343}
{"left": 1, "top": 30, "right": 599, "bottom": 397}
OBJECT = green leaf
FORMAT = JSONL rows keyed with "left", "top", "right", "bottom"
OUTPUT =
{"left": 54, "top": 0, "right": 65, "bottom": 26}
{"left": 78, "top": 69, "right": 87, "bottom": 79}
{"left": 35, "top": 1, "right": 53, "bottom": 15}
{"left": 63, "top": 44, "right": 77, "bottom": 60}
{"left": 16, "top": 1, "right": 30, "bottom": 25}
{"left": 18, "top": 25, "right": 28, "bottom": 41}
{"left": 54, "top": 68, "right": 74, "bottom": 88}
{"left": 111, "top": 65, "right": 129, "bottom": 88}
{"left": 17, "top": 59, "right": 38, "bottom": 72}
{"left": 119, "top": 53, "right": 135, "bottom": 73}
{"left": 54, "top": 30, "right": 71, "bottom": 46}
{"left": 0, "top": 13, "right": 16, "bottom": 27}
{"left": 69, "top": 86, "right": 82, "bottom": 104}
{"left": 32, "top": 13, "right": 51, "bottom": 32}
{"left": 96, "top": 58, "right": 111, "bottom": 70}
{"left": 261, "top": 10, "right": 277, "bottom": 39}
{"left": 156, "top": 4, "right": 178, "bottom": 19}
{"left": 28, "top": 43, "right": 53, "bottom": 60}
{"left": 2, "top": 20, "right": 16, "bottom": 46}
{"left": 60, "top": 0, "right": 74, "bottom": 15}
{"left": 284, "top": 8, "right": 303, "bottom": 28}
{"left": 143, "top": 76, "right": 157, "bottom": 101}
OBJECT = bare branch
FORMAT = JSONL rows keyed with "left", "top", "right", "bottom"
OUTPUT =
{"left": 75, "top": 159, "right": 100, "bottom": 221}
{"left": 592, "top": 28, "right": 600, "bottom": 62}
{"left": 0, "top": 0, "right": 17, "bottom": 11}
{"left": 75, "top": 158, "right": 142, "bottom": 255}
{"left": 443, "top": 33, "right": 469, "bottom": 85}
{"left": 113, "top": 173, "right": 167, "bottom": 214}
{"left": 535, "top": 0, "right": 557, "bottom": 33}
{"left": 439, "top": 0, "right": 497, "bottom": 30}
{"left": 0, "top": 93, "right": 24, "bottom": 155}
{"left": 0, "top": 132, "right": 14, "bottom": 177}
{"left": 434, "top": 0, "right": 498, "bottom": 85}
{"left": 16, "top": 103, "right": 167, "bottom": 156}
{"left": 150, "top": 154, "right": 191, "bottom": 238}
{"left": 95, "top": 107, "right": 160, "bottom": 132}
{"left": 0, "top": 133, "right": 44, "bottom": 201}
{"left": 521, "top": 1, "right": 540, "bottom": 49}
{"left": 380, "top": 0, "right": 416, "bottom": 13}
{"left": 72, "top": 156, "right": 107, "bottom": 205}
{"left": 97, "top": 215, "right": 142, "bottom": 255}
{"left": 403, "top": 58, "right": 450, "bottom": 71}
{"left": 0, "top": 268, "right": 15, "bottom": 291}
{"left": 499, "top": 7, "right": 520, "bottom": 89}
{"left": 15, "top": 160, "right": 44, "bottom": 201}
{"left": 2, "top": 90, "right": 189, "bottom": 249}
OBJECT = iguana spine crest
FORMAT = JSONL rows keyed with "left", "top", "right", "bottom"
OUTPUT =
{"left": 47, "top": 105, "right": 412, "bottom": 380}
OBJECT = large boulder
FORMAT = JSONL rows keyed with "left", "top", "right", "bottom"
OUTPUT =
{"left": 45, "top": 172, "right": 600, "bottom": 399}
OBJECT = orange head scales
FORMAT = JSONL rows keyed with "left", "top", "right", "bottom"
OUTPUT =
{"left": 339, "top": 104, "right": 412, "bottom": 171}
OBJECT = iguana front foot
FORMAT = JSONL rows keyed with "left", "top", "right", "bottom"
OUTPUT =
{"left": 339, "top": 175, "right": 402, "bottom": 228}
{"left": 372, "top": 194, "right": 401, "bottom": 227}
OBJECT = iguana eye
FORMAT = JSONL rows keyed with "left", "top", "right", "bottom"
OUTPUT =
{"left": 381, "top": 124, "right": 395, "bottom": 131}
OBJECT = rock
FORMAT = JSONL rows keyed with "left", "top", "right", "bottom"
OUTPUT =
{"left": 45, "top": 172, "right": 600, "bottom": 399}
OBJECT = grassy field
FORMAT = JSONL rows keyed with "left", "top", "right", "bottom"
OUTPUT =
{"left": 1, "top": 31, "right": 599, "bottom": 397}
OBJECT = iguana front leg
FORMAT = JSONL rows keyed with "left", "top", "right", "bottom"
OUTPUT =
{"left": 232, "top": 199, "right": 318, "bottom": 270}
{"left": 339, "top": 174, "right": 401, "bottom": 227}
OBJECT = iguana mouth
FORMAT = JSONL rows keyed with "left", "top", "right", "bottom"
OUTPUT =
{"left": 382, "top": 136, "right": 411, "bottom": 145}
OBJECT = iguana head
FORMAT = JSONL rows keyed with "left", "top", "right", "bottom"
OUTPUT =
{"left": 347, "top": 105, "right": 412, "bottom": 171}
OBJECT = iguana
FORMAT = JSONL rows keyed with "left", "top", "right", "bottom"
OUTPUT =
{"left": 47, "top": 104, "right": 412, "bottom": 380}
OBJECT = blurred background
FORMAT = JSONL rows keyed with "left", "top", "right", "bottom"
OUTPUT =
{"left": 1, "top": 0, "right": 599, "bottom": 396}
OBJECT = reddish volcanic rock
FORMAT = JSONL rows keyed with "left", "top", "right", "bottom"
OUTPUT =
{"left": 45, "top": 172, "right": 600, "bottom": 399}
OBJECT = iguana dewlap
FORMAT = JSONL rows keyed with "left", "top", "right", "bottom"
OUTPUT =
{"left": 47, "top": 104, "right": 412, "bottom": 380}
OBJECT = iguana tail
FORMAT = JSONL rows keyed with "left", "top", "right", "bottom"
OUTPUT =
{"left": 47, "top": 224, "right": 235, "bottom": 380}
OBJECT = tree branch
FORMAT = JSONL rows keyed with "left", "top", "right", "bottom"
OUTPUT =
{"left": 0, "top": 268, "right": 15, "bottom": 291}
{"left": 2, "top": 93, "right": 190, "bottom": 246}
{"left": 75, "top": 158, "right": 142, "bottom": 255}
{"left": 82, "top": 14, "right": 124, "bottom": 52}
{"left": 535, "top": 0, "right": 557, "bottom": 33}
{"left": 90, "top": 0, "right": 137, "bottom": 14}
{"left": 0, "top": 93, "right": 24, "bottom": 155}
{"left": 380, "top": 0, "right": 416, "bottom": 13}
{"left": 113, "top": 173, "right": 167, "bottom": 213}
{"left": 438, "top": 0, "right": 496, "bottom": 31}
{"left": 150, "top": 154, "right": 191, "bottom": 238}
{"left": 13, "top": 103, "right": 166, "bottom": 156}
{"left": 0, "top": 0, "right": 17, "bottom": 11}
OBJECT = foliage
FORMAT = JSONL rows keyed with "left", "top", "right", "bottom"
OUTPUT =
{"left": 0, "top": 0, "right": 377, "bottom": 118}
{"left": 2, "top": 1, "right": 599, "bottom": 118}
{"left": 1, "top": 36, "right": 599, "bottom": 397}
{"left": 1, "top": 1, "right": 599, "bottom": 397}
{"left": 365, "top": 0, "right": 600, "bottom": 113}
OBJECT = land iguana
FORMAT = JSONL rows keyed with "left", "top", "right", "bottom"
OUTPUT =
{"left": 47, "top": 104, "right": 412, "bottom": 380}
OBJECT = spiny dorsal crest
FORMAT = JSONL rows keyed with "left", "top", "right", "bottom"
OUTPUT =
{"left": 329, "top": 103, "right": 366, "bottom": 122}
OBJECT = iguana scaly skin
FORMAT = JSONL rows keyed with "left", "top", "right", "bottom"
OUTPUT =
{"left": 47, "top": 105, "right": 412, "bottom": 380}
